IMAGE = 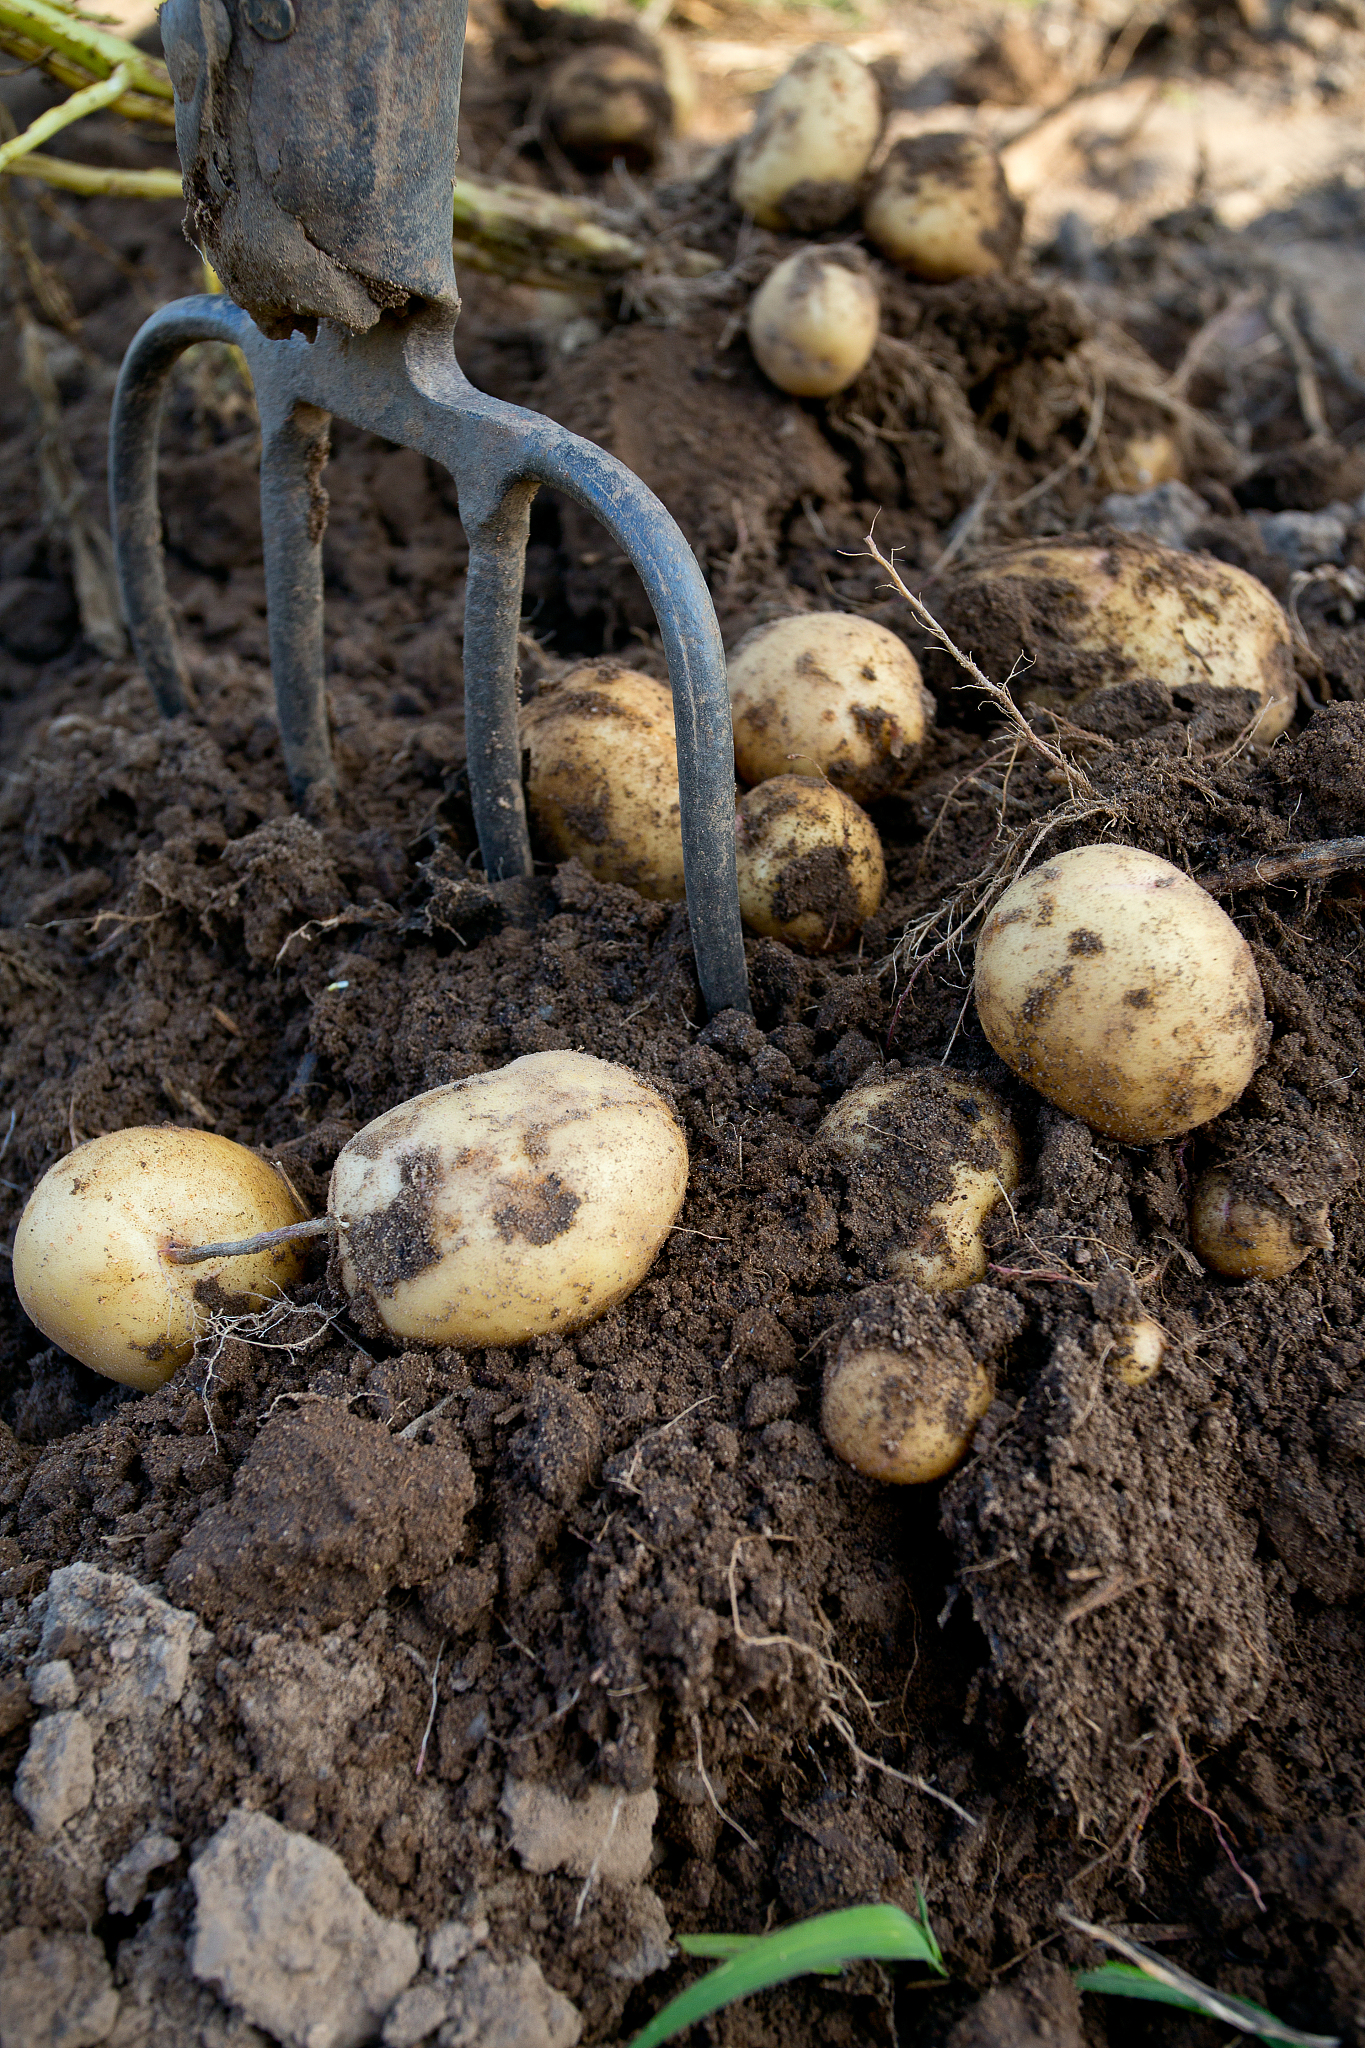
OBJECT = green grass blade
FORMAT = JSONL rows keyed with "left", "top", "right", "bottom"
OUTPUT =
{"left": 631, "top": 1904, "right": 945, "bottom": 2048}
{"left": 677, "top": 1934, "right": 841, "bottom": 1975}
{"left": 1077, "top": 1962, "right": 1340, "bottom": 2046}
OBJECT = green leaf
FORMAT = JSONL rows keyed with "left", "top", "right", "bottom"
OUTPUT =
{"left": 1077, "top": 1959, "right": 1340, "bottom": 2046}
{"left": 631, "top": 1904, "right": 945, "bottom": 2048}
{"left": 677, "top": 1934, "right": 840, "bottom": 1975}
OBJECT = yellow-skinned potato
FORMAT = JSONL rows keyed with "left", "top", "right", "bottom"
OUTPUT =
{"left": 12, "top": 1129, "right": 310, "bottom": 1391}
{"left": 819, "top": 1072, "right": 1021, "bottom": 1291}
{"left": 1113, "top": 432, "right": 1182, "bottom": 492}
{"left": 975, "top": 844, "right": 1268, "bottom": 1144}
{"left": 862, "top": 134, "right": 1022, "bottom": 280}
{"left": 1190, "top": 1164, "right": 1332, "bottom": 1281}
{"left": 935, "top": 535, "right": 1296, "bottom": 745}
{"left": 732, "top": 43, "right": 881, "bottom": 232}
{"left": 823, "top": 1322, "right": 991, "bottom": 1483}
{"left": 331, "top": 1051, "right": 688, "bottom": 1347}
{"left": 544, "top": 45, "right": 673, "bottom": 171}
{"left": 520, "top": 664, "right": 684, "bottom": 901}
{"left": 735, "top": 775, "right": 885, "bottom": 952}
{"left": 728, "top": 611, "right": 931, "bottom": 801}
{"left": 747, "top": 247, "right": 879, "bottom": 400}
{"left": 1111, "top": 1316, "right": 1166, "bottom": 1387}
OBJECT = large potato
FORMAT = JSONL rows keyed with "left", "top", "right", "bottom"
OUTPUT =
{"left": 12, "top": 1128, "right": 310, "bottom": 1390}
{"left": 331, "top": 1051, "right": 688, "bottom": 1347}
{"left": 735, "top": 775, "right": 885, "bottom": 952}
{"left": 732, "top": 44, "right": 881, "bottom": 232}
{"left": 520, "top": 664, "right": 684, "bottom": 901}
{"left": 975, "top": 844, "right": 1268, "bottom": 1144}
{"left": 862, "top": 134, "right": 1022, "bottom": 280}
{"left": 747, "top": 247, "right": 879, "bottom": 399}
{"left": 729, "top": 611, "right": 931, "bottom": 800}
{"left": 819, "top": 1070, "right": 1021, "bottom": 1291}
{"left": 934, "top": 535, "right": 1297, "bottom": 744}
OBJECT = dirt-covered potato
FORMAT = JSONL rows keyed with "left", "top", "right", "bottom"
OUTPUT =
{"left": 747, "top": 247, "right": 879, "bottom": 399}
{"left": 735, "top": 775, "right": 885, "bottom": 952}
{"left": 544, "top": 44, "right": 673, "bottom": 171}
{"left": 862, "top": 134, "right": 1022, "bottom": 280}
{"left": 731, "top": 43, "right": 882, "bottom": 232}
{"left": 819, "top": 1071, "right": 1021, "bottom": 1291}
{"left": 520, "top": 663, "right": 684, "bottom": 901}
{"left": 975, "top": 844, "right": 1268, "bottom": 1144}
{"left": 934, "top": 534, "right": 1297, "bottom": 744}
{"left": 12, "top": 1129, "right": 310, "bottom": 1391}
{"left": 1190, "top": 1162, "right": 1334, "bottom": 1281}
{"left": 823, "top": 1307, "right": 992, "bottom": 1483}
{"left": 728, "top": 611, "right": 931, "bottom": 800}
{"left": 331, "top": 1052, "right": 688, "bottom": 1346}
{"left": 1111, "top": 1317, "right": 1166, "bottom": 1387}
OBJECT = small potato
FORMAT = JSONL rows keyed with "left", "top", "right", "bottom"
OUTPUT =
{"left": 331, "top": 1051, "right": 688, "bottom": 1347}
{"left": 1190, "top": 1163, "right": 1333, "bottom": 1281}
{"left": 975, "top": 845, "right": 1268, "bottom": 1144}
{"left": 732, "top": 43, "right": 881, "bottom": 232}
{"left": 544, "top": 44, "right": 673, "bottom": 171}
{"left": 520, "top": 664, "right": 684, "bottom": 901}
{"left": 819, "top": 1071, "right": 1021, "bottom": 1291}
{"left": 12, "top": 1128, "right": 310, "bottom": 1391}
{"left": 735, "top": 775, "right": 885, "bottom": 952}
{"left": 823, "top": 1318, "right": 991, "bottom": 1483}
{"left": 862, "top": 134, "right": 1022, "bottom": 280}
{"left": 1111, "top": 1316, "right": 1166, "bottom": 1387}
{"left": 747, "top": 247, "right": 879, "bottom": 399}
{"left": 1113, "top": 431, "right": 1182, "bottom": 492}
{"left": 934, "top": 534, "right": 1296, "bottom": 745}
{"left": 728, "top": 611, "right": 932, "bottom": 801}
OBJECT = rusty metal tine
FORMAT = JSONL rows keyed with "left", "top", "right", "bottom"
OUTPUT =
{"left": 461, "top": 484, "right": 537, "bottom": 881}
{"left": 259, "top": 400, "right": 337, "bottom": 807}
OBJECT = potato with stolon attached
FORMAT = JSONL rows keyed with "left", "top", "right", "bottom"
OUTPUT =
{"left": 747, "top": 247, "right": 880, "bottom": 400}
{"left": 732, "top": 44, "right": 882, "bottom": 233}
{"left": 728, "top": 611, "right": 932, "bottom": 801}
{"left": 863, "top": 134, "right": 1022, "bottom": 280}
{"left": 734, "top": 775, "right": 885, "bottom": 952}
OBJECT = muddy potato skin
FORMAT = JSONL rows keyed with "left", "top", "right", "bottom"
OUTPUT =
{"left": 732, "top": 44, "right": 881, "bottom": 232}
{"left": 747, "top": 248, "right": 879, "bottom": 399}
{"left": 862, "top": 134, "right": 1022, "bottom": 280}
{"left": 1190, "top": 1165, "right": 1329, "bottom": 1281}
{"left": 521, "top": 664, "right": 685, "bottom": 901}
{"left": 939, "top": 535, "right": 1297, "bottom": 743}
{"left": 331, "top": 1051, "right": 688, "bottom": 1347}
{"left": 545, "top": 45, "right": 673, "bottom": 170}
{"left": 823, "top": 1333, "right": 991, "bottom": 1483}
{"left": 735, "top": 775, "right": 885, "bottom": 952}
{"left": 729, "top": 611, "right": 931, "bottom": 800}
{"left": 819, "top": 1072, "right": 1021, "bottom": 1291}
{"left": 975, "top": 845, "right": 1268, "bottom": 1144}
{"left": 12, "top": 1128, "right": 310, "bottom": 1391}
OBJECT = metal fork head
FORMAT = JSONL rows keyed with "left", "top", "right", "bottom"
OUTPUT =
{"left": 108, "top": 297, "right": 751, "bottom": 1017}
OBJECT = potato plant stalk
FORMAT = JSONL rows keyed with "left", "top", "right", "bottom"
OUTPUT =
{"left": 165, "top": 1216, "right": 336, "bottom": 1266}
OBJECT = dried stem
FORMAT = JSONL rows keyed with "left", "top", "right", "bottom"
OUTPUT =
{"left": 1197, "top": 836, "right": 1365, "bottom": 896}
{"left": 165, "top": 1216, "right": 335, "bottom": 1266}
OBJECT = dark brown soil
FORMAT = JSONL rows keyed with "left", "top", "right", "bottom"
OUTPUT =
{"left": 3, "top": 22, "right": 1365, "bottom": 2048}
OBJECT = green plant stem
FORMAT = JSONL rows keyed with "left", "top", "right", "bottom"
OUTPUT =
{"left": 1, "top": 150, "right": 182, "bottom": 196}
{"left": 0, "top": 0, "right": 173, "bottom": 98}
{"left": 0, "top": 58, "right": 131, "bottom": 170}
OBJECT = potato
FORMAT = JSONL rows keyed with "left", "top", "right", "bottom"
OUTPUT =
{"left": 544, "top": 44, "right": 673, "bottom": 171}
{"left": 862, "top": 134, "right": 1022, "bottom": 280}
{"left": 12, "top": 1128, "right": 310, "bottom": 1391}
{"left": 735, "top": 775, "right": 885, "bottom": 952}
{"left": 1113, "top": 431, "right": 1182, "bottom": 492}
{"left": 331, "top": 1051, "right": 688, "bottom": 1347}
{"left": 728, "top": 611, "right": 931, "bottom": 801}
{"left": 1111, "top": 1316, "right": 1165, "bottom": 1387}
{"left": 934, "top": 534, "right": 1297, "bottom": 745}
{"left": 520, "top": 664, "right": 684, "bottom": 901}
{"left": 1190, "top": 1163, "right": 1333, "bottom": 1281}
{"left": 731, "top": 43, "right": 881, "bottom": 232}
{"left": 823, "top": 1313, "right": 991, "bottom": 1483}
{"left": 975, "top": 844, "right": 1268, "bottom": 1144}
{"left": 819, "top": 1071, "right": 1021, "bottom": 1291}
{"left": 747, "top": 247, "right": 879, "bottom": 399}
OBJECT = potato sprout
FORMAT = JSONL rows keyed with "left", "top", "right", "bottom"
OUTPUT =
{"left": 1190, "top": 1164, "right": 1333, "bottom": 1281}
{"left": 747, "top": 247, "right": 879, "bottom": 399}
{"left": 734, "top": 775, "right": 885, "bottom": 952}
{"left": 728, "top": 611, "right": 932, "bottom": 801}
{"left": 731, "top": 44, "right": 881, "bottom": 232}
{"left": 819, "top": 1072, "right": 1021, "bottom": 1291}
{"left": 823, "top": 1316, "right": 991, "bottom": 1483}
{"left": 544, "top": 45, "right": 673, "bottom": 171}
{"left": 975, "top": 844, "right": 1268, "bottom": 1144}
{"left": 937, "top": 535, "right": 1297, "bottom": 744}
{"left": 520, "top": 664, "right": 685, "bottom": 900}
{"left": 12, "top": 1128, "right": 312, "bottom": 1390}
{"left": 862, "top": 134, "right": 1022, "bottom": 280}
{"left": 331, "top": 1051, "right": 687, "bottom": 1346}
{"left": 1111, "top": 1317, "right": 1166, "bottom": 1387}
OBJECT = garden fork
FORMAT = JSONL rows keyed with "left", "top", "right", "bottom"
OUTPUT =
{"left": 108, "top": 0, "right": 750, "bottom": 1016}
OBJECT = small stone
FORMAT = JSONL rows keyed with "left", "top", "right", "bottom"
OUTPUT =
{"left": 14, "top": 1710, "right": 95, "bottom": 1838}
{"left": 501, "top": 1780, "right": 657, "bottom": 1885}
{"left": 1248, "top": 507, "right": 1349, "bottom": 572}
{"left": 29, "top": 1659, "right": 78, "bottom": 1710}
{"left": 106, "top": 1831, "right": 180, "bottom": 1916}
{"left": 427, "top": 1920, "right": 487, "bottom": 1975}
{"left": 1096, "top": 481, "right": 1211, "bottom": 549}
{"left": 0, "top": 1927, "right": 120, "bottom": 2048}
{"left": 382, "top": 1980, "right": 451, "bottom": 2048}
{"left": 436, "top": 1953, "right": 580, "bottom": 2048}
